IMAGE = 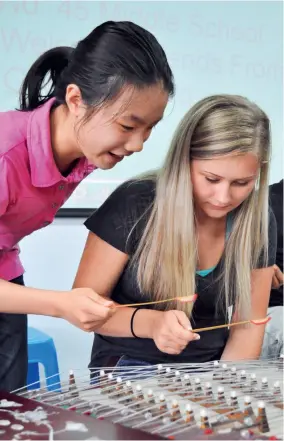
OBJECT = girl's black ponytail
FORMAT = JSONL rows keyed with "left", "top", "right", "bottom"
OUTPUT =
{"left": 19, "top": 46, "right": 74, "bottom": 111}
{"left": 18, "top": 21, "right": 174, "bottom": 113}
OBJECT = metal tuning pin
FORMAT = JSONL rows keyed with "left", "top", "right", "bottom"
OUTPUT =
{"left": 147, "top": 389, "right": 159, "bottom": 417}
{"left": 134, "top": 384, "right": 144, "bottom": 408}
{"left": 168, "top": 370, "right": 180, "bottom": 392}
{"left": 205, "top": 381, "right": 213, "bottom": 398}
{"left": 184, "top": 403, "right": 196, "bottom": 424}
{"left": 158, "top": 393, "right": 167, "bottom": 413}
{"left": 164, "top": 367, "right": 172, "bottom": 387}
{"left": 221, "top": 363, "right": 230, "bottom": 383}
{"left": 273, "top": 381, "right": 281, "bottom": 395}
{"left": 200, "top": 408, "right": 210, "bottom": 429}
{"left": 202, "top": 382, "right": 215, "bottom": 408}
{"left": 99, "top": 369, "right": 106, "bottom": 382}
{"left": 249, "top": 373, "right": 258, "bottom": 392}
{"left": 118, "top": 380, "right": 133, "bottom": 405}
{"left": 113, "top": 376, "right": 123, "bottom": 398}
{"left": 170, "top": 399, "right": 182, "bottom": 421}
{"left": 243, "top": 395, "right": 256, "bottom": 423}
{"left": 191, "top": 378, "right": 204, "bottom": 403}
{"left": 239, "top": 370, "right": 247, "bottom": 389}
{"left": 261, "top": 377, "right": 269, "bottom": 390}
{"left": 68, "top": 370, "right": 79, "bottom": 398}
{"left": 213, "top": 360, "right": 221, "bottom": 380}
{"left": 105, "top": 372, "right": 116, "bottom": 394}
{"left": 257, "top": 401, "right": 270, "bottom": 433}
{"left": 230, "top": 366, "right": 237, "bottom": 384}
{"left": 181, "top": 373, "right": 192, "bottom": 397}
{"left": 217, "top": 386, "right": 226, "bottom": 403}
{"left": 230, "top": 390, "right": 238, "bottom": 409}
{"left": 173, "top": 370, "right": 182, "bottom": 391}
{"left": 98, "top": 370, "right": 108, "bottom": 393}
{"left": 147, "top": 389, "right": 155, "bottom": 405}
{"left": 157, "top": 364, "right": 163, "bottom": 382}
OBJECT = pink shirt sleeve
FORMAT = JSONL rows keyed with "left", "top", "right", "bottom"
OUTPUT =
{"left": 0, "top": 156, "right": 10, "bottom": 217}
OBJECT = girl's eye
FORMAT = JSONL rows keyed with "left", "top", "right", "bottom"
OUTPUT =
{"left": 120, "top": 124, "right": 134, "bottom": 131}
{"left": 234, "top": 181, "right": 249, "bottom": 186}
{"left": 206, "top": 177, "right": 219, "bottom": 184}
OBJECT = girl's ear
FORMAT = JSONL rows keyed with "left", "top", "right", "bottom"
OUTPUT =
{"left": 65, "top": 84, "right": 84, "bottom": 117}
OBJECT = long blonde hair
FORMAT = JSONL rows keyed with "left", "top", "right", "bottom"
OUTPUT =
{"left": 129, "top": 94, "right": 271, "bottom": 320}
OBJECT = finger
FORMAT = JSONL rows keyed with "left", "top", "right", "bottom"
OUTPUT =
{"left": 161, "top": 345, "right": 184, "bottom": 355}
{"left": 170, "top": 325, "right": 200, "bottom": 343}
{"left": 272, "top": 275, "right": 280, "bottom": 289}
{"left": 173, "top": 310, "right": 192, "bottom": 331}
{"left": 171, "top": 311, "right": 200, "bottom": 341}
{"left": 176, "top": 330, "right": 200, "bottom": 345}
{"left": 85, "top": 302, "right": 114, "bottom": 319}
{"left": 274, "top": 266, "right": 284, "bottom": 284}
{"left": 165, "top": 337, "right": 188, "bottom": 349}
{"left": 273, "top": 264, "right": 280, "bottom": 272}
{"left": 88, "top": 293, "right": 114, "bottom": 308}
{"left": 167, "top": 329, "right": 200, "bottom": 346}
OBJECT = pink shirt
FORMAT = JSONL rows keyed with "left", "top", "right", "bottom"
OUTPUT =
{"left": 0, "top": 98, "right": 95, "bottom": 281}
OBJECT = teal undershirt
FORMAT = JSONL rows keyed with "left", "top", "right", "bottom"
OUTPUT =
{"left": 196, "top": 214, "right": 233, "bottom": 278}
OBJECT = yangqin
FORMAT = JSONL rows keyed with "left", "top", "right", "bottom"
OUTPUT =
{"left": 0, "top": 356, "right": 282, "bottom": 440}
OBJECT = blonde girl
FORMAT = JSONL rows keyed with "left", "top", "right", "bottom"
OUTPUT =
{"left": 74, "top": 94, "right": 276, "bottom": 369}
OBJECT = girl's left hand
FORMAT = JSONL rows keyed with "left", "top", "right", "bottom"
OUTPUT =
{"left": 150, "top": 309, "right": 200, "bottom": 355}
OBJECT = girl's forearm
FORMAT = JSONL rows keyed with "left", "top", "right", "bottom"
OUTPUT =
{"left": 221, "top": 326, "right": 265, "bottom": 360}
{"left": 0, "top": 278, "right": 63, "bottom": 316}
{"left": 95, "top": 306, "right": 163, "bottom": 338}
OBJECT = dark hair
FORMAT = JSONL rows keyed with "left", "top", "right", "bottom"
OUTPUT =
{"left": 19, "top": 21, "right": 174, "bottom": 112}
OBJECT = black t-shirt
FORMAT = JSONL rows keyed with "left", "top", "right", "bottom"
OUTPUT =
{"left": 268, "top": 179, "right": 283, "bottom": 307}
{"left": 84, "top": 179, "right": 276, "bottom": 367}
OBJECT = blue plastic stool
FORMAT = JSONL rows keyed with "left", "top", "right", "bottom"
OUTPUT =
{"left": 27, "top": 327, "right": 61, "bottom": 392}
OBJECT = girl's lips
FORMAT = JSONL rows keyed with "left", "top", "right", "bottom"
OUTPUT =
{"left": 109, "top": 152, "right": 124, "bottom": 162}
{"left": 209, "top": 203, "right": 230, "bottom": 210}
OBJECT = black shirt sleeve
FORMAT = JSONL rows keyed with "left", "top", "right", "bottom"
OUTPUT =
{"left": 268, "top": 180, "right": 283, "bottom": 307}
{"left": 267, "top": 207, "right": 277, "bottom": 266}
{"left": 269, "top": 180, "right": 283, "bottom": 272}
{"left": 256, "top": 206, "right": 277, "bottom": 269}
{"left": 84, "top": 179, "right": 155, "bottom": 255}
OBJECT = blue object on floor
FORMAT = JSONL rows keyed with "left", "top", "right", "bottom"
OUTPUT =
{"left": 27, "top": 327, "right": 61, "bottom": 392}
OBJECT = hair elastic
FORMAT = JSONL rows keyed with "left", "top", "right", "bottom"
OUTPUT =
{"left": 130, "top": 307, "right": 142, "bottom": 339}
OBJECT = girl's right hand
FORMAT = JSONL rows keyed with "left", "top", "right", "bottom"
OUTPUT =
{"left": 150, "top": 310, "right": 200, "bottom": 355}
{"left": 272, "top": 264, "right": 284, "bottom": 289}
{"left": 56, "top": 288, "right": 115, "bottom": 332}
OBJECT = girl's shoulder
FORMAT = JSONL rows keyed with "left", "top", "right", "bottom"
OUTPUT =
{"left": 104, "top": 177, "right": 157, "bottom": 218}
{"left": 84, "top": 177, "right": 156, "bottom": 255}
{"left": 113, "top": 177, "right": 156, "bottom": 199}
{"left": 0, "top": 110, "right": 30, "bottom": 157}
